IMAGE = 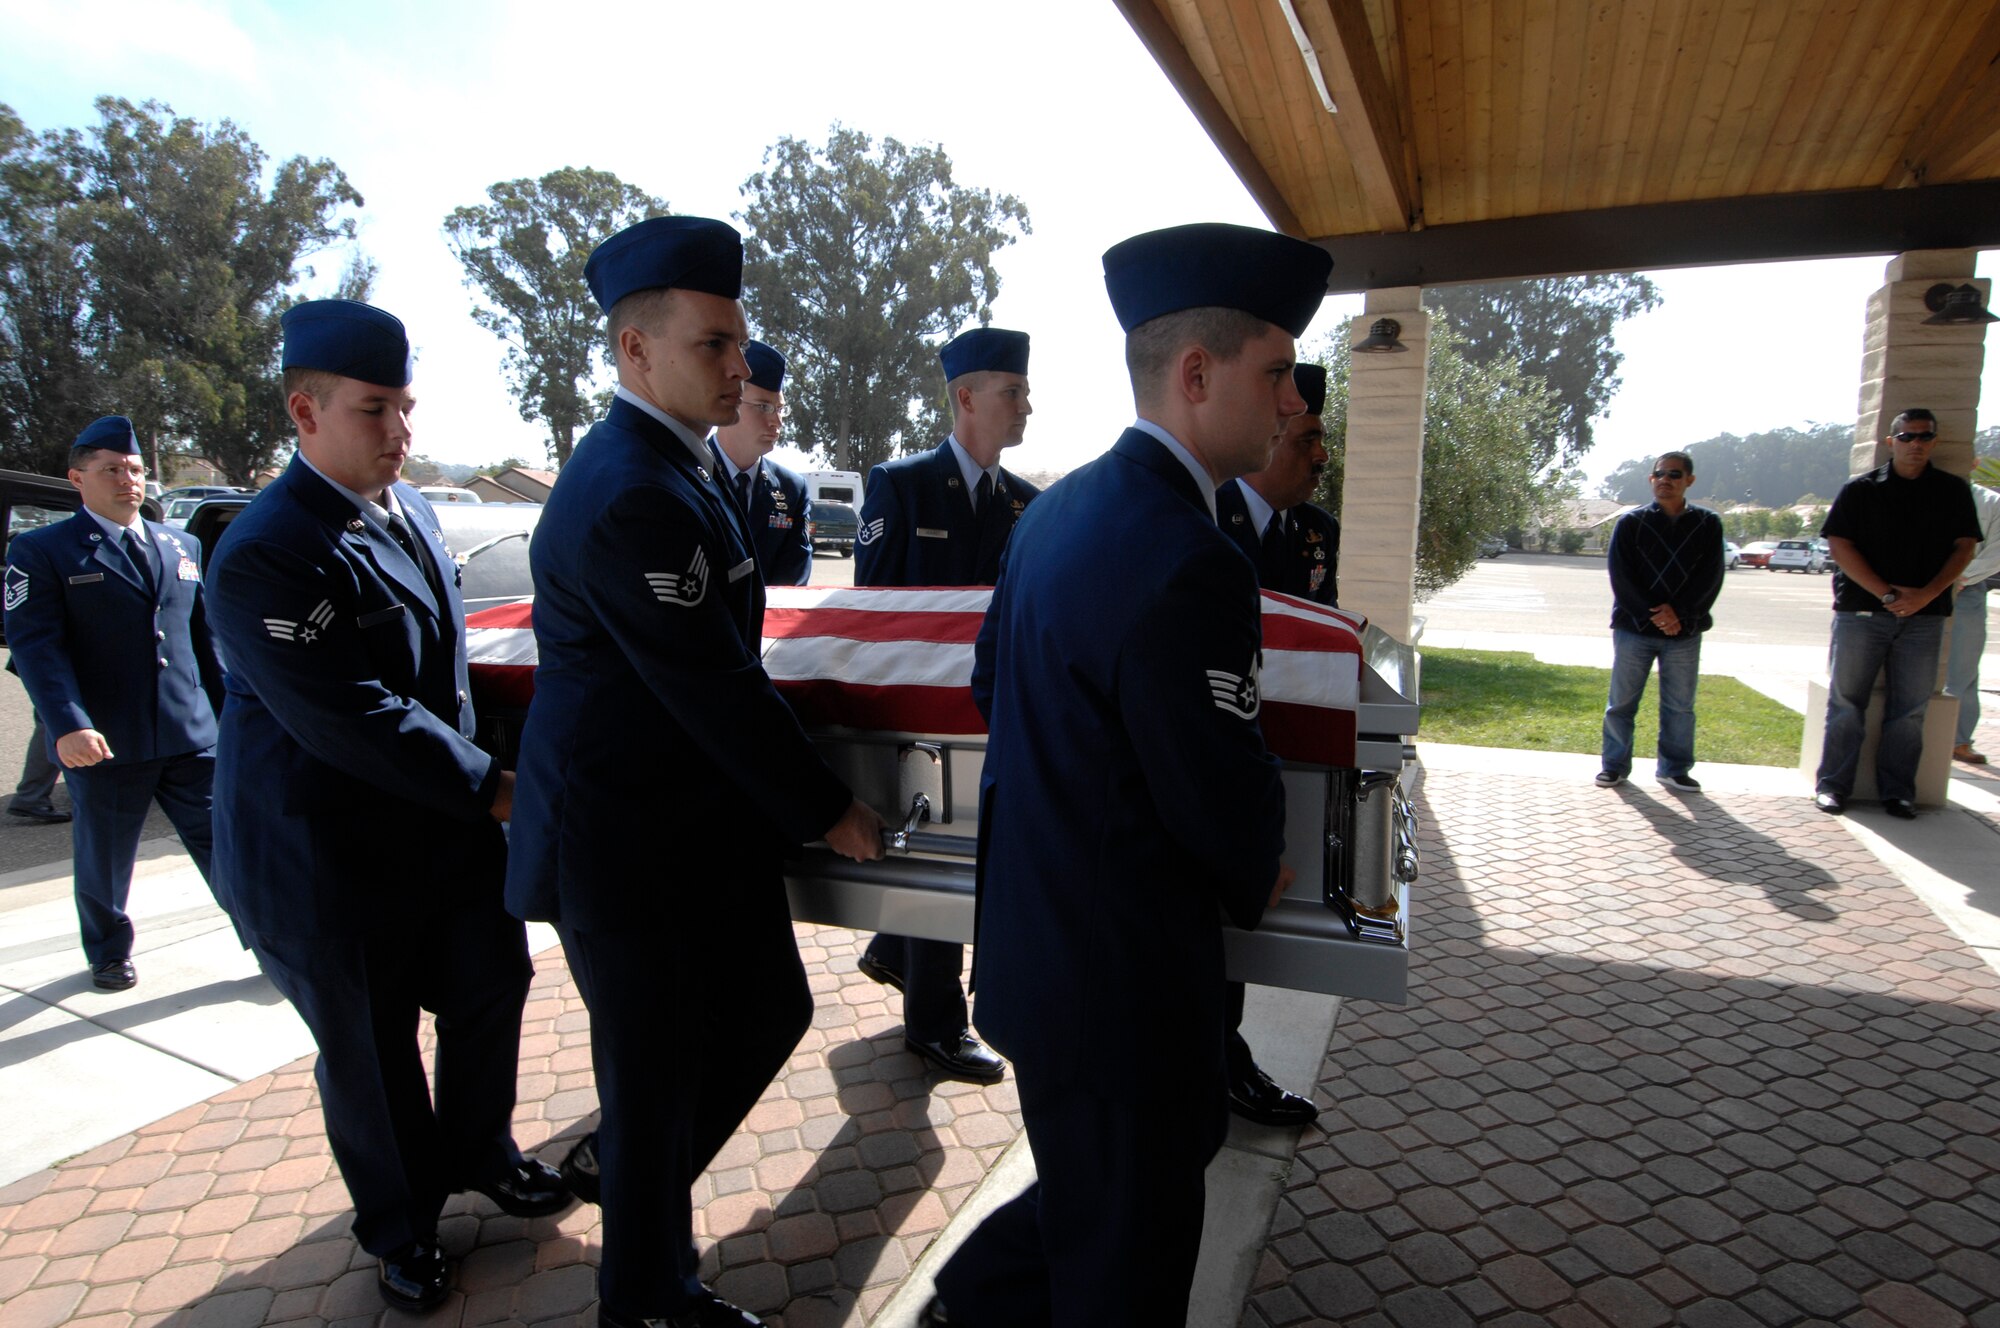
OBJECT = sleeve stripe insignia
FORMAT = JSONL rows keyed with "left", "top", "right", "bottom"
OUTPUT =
{"left": 858, "top": 517, "right": 886, "bottom": 546}
{"left": 1206, "top": 666, "right": 1261, "bottom": 719}
{"left": 3, "top": 567, "right": 27, "bottom": 612}
{"left": 266, "top": 599, "right": 335, "bottom": 643}
{"left": 646, "top": 547, "right": 708, "bottom": 607}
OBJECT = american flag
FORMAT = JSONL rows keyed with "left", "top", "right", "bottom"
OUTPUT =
{"left": 466, "top": 586, "right": 1368, "bottom": 767}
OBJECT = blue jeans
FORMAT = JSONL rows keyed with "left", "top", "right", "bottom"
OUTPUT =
{"left": 1601, "top": 630, "right": 1701, "bottom": 779}
{"left": 1817, "top": 611, "right": 1945, "bottom": 801}
{"left": 1946, "top": 582, "right": 1989, "bottom": 747}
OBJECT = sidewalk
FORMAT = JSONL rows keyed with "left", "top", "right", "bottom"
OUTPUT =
{"left": 3, "top": 738, "right": 1998, "bottom": 1325}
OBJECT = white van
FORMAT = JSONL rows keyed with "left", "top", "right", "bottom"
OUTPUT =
{"left": 801, "top": 470, "right": 863, "bottom": 508}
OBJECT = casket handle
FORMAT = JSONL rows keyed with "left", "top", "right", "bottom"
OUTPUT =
{"left": 886, "top": 793, "right": 932, "bottom": 854}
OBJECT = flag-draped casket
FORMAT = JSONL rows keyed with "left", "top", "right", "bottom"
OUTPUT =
{"left": 466, "top": 585, "right": 1419, "bottom": 1001}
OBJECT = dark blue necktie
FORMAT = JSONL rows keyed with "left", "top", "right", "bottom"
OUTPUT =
{"left": 122, "top": 529, "right": 156, "bottom": 597}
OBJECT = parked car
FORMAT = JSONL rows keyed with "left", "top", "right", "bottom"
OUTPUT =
{"left": 161, "top": 485, "right": 249, "bottom": 503}
{"left": 0, "top": 469, "right": 163, "bottom": 647}
{"left": 1767, "top": 538, "right": 1826, "bottom": 573}
{"left": 1738, "top": 541, "right": 1779, "bottom": 568}
{"left": 417, "top": 485, "right": 481, "bottom": 504}
{"left": 163, "top": 496, "right": 204, "bottom": 529}
{"left": 808, "top": 500, "right": 858, "bottom": 557}
{"left": 1478, "top": 535, "right": 1507, "bottom": 558}
{"left": 1722, "top": 540, "right": 1742, "bottom": 570}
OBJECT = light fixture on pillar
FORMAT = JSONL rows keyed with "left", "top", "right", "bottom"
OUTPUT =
{"left": 1921, "top": 282, "right": 1999, "bottom": 325}
{"left": 1353, "top": 317, "right": 1409, "bottom": 354}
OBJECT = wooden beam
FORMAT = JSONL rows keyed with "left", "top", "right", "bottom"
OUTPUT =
{"left": 1311, "top": 179, "right": 2000, "bottom": 290}
{"left": 1296, "top": 0, "right": 1419, "bottom": 231}
{"left": 1892, "top": 2, "right": 2000, "bottom": 185}
{"left": 1112, "top": 0, "right": 1306, "bottom": 236}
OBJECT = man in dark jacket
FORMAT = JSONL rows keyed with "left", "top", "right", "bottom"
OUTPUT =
{"left": 1596, "top": 450, "right": 1726, "bottom": 793}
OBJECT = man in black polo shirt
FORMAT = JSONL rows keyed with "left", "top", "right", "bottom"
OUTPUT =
{"left": 1813, "top": 409, "right": 1982, "bottom": 818}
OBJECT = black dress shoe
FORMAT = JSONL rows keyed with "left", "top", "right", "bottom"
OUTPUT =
{"left": 1814, "top": 790, "right": 1846, "bottom": 814}
{"left": 907, "top": 1031, "right": 1005, "bottom": 1084}
{"left": 91, "top": 959, "right": 137, "bottom": 991}
{"left": 1228, "top": 1061, "right": 1320, "bottom": 1127}
{"left": 561, "top": 1133, "right": 600, "bottom": 1206}
{"left": 377, "top": 1239, "right": 448, "bottom": 1311}
{"left": 1884, "top": 798, "right": 1918, "bottom": 820}
{"left": 465, "top": 1156, "right": 572, "bottom": 1217}
{"left": 856, "top": 949, "right": 906, "bottom": 993}
{"left": 7, "top": 802, "right": 70, "bottom": 824}
{"left": 599, "top": 1291, "right": 766, "bottom": 1327}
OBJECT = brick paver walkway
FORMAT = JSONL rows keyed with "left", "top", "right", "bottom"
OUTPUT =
{"left": 0, "top": 925, "right": 1020, "bottom": 1328}
{"left": 1245, "top": 767, "right": 2000, "bottom": 1328}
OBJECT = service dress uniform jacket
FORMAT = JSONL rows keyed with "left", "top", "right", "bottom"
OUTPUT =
{"left": 1217, "top": 480, "right": 1341, "bottom": 605}
{"left": 937, "top": 428, "right": 1286, "bottom": 1327}
{"left": 709, "top": 444, "right": 812, "bottom": 587}
{"left": 204, "top": 457, "right": 531, "bottom": 1258}
{"left": 507, "top": 395, "right": 850, "bottom": 1317}
{"left": 4, "top": 512, "right": 224, "bottom": 963}
{"left": 856, "top": 440, "right": 1040, "bottom": 587}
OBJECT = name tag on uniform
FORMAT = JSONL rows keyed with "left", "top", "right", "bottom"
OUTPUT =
{"left": 357, "top": 604, "right": 406, "bottom": 629}
{"left": 67, "top": 573, "right": 105, "bottom": 585}
{"left": 177, "top": 558, "right": 200, "bottom": 581}
{"left": 916, "top": 528, "right": 950, "bottom": 540}
{"left": 727, "top": 558, "right": 756, "bottom": 583}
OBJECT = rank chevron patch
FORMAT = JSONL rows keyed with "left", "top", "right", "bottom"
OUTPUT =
{"left": 266, "top": 599, "right": 335, "bottom": 644}
{"left": 1206, "top": 664, "right": 1261, "bottom": 719}
{"left": 858, "top": 517, "right": 886, "bottom": 546}
{"left": 646, "top": 547, "right": 708, "bottom": 607}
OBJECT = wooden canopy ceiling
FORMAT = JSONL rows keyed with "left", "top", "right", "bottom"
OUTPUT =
{"left": 1117, "top": 0, "right": 2000, "bottom": 289}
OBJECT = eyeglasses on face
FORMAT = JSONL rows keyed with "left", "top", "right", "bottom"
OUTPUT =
{"left": 1891, "top": 430, "right": 1936, "bottom": 442}
{"left": 741, "top": 401, "right": 787, "bottom": 419}
{"left": 1650, "top": 468, "right": 1688, "bottom": 480}
{"left": 86, "top": 464, "right": 147, "bottom": 479}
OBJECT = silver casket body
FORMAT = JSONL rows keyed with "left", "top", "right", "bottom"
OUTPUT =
{"left": 783, "top": 627, "right": 1422, "bottom": 1004}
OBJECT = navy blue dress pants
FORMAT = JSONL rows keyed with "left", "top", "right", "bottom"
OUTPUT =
{"left": 557, "top": 870, "right": 811, "bottom": 1317}
{"left": 861, "top": 933, "right": 969, "bottom": 1042}
{"left": 247, "top": 902, "right": 532, "bottom": 1256}
{"left": 65, "top": 749, "right": 215, "bottom": 965}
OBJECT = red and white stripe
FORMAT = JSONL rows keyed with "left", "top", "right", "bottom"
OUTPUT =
{"left": 466, "top": 585, "right": 1368, "bottom": 766}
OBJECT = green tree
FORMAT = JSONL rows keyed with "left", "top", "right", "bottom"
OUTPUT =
{"left": 738, "top": 125, "right": 1030, "bottom": 475}
{"left": 1599, "top": 422, "right": 1857, "bottom": 507}
{"left": 73, "top": 98, "right": 364, "bottom": 484}
{"left": 444, "top": 167, "right": 666, "bottom": 467}
{"left": 1317, "top": 316, "right": 1567, "bottom": 595}
{"left": 0, "top": 106, "right": 100, "bottom": 474}
{"left": 1424, "top": 274, "right": 1661, "bottom": 470}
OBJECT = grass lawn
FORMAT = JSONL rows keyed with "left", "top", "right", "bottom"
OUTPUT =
{"left": 1419, "top": 647, "right": 1804, "bottom": 767}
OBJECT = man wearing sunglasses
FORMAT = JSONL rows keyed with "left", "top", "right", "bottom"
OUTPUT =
{"left": 1597, "top": 451, "right": 1726, "bottom": 793}
{"left": 1813, "top": 409, "right": 1982, "bottom": 818}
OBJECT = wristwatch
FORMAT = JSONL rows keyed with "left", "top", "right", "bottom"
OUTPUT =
{"left": 1879, "top": 589, "right": 1901, "bottom": 605}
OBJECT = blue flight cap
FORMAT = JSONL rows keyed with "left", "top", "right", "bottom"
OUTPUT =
{"left": 281, "top": 300, "right": 413, "bottom": 388}
{"left": 74, "top": 415, "right": 140, "bottom": 455}
{"left": 939, "top": 327, "right": 1030, "bottom": 380}
{"left": 745, "top": 340, "right": 787, "bottom": 392}
{"left": 1102, "top": 223, "right": 1332, "bottom": 337}
{"left": 586, "top": 216, "right": 743, "bottom": 315}
{"left": 1295, "top": 363, "right": 1328, "bottom": 416}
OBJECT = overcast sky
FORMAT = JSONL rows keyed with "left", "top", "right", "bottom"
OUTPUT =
{"left": 3, "top": 0, "right": 1994, "bottom": 491}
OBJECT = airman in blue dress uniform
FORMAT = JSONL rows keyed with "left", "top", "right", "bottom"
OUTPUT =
{"left": 925, "top": 223, "right": 1330, "bottom": 1328}
{"left": 504, "top": 217, "right": 884, "bottom": 1328}
{"left": 853, "top": 326, "right": 1039, "bottom": 1084}
{"left": 205, "top": 300, "right": 569, "bottom": 1312}
{"left": 709, "top": 339, "right": 812, "bottom": 586}
{"left": 3, "top": 415, "right": 223, "bottom": 991}
{"left": 1209, "top": 362, "right": 1340, "bottom": 1131}
{"left": 1218, "top": 362, "right": 1342, "bottom": 610}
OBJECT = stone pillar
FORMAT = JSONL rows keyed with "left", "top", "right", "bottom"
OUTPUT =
{"left": 1338, "top": 287, "right": 1429, "bottom": 644}
{"left": 1853, "top": 249, "right": 1987, "bottom": 480}
{"left": 1801, "top": 250, "right": 1989, "bottom": 805}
